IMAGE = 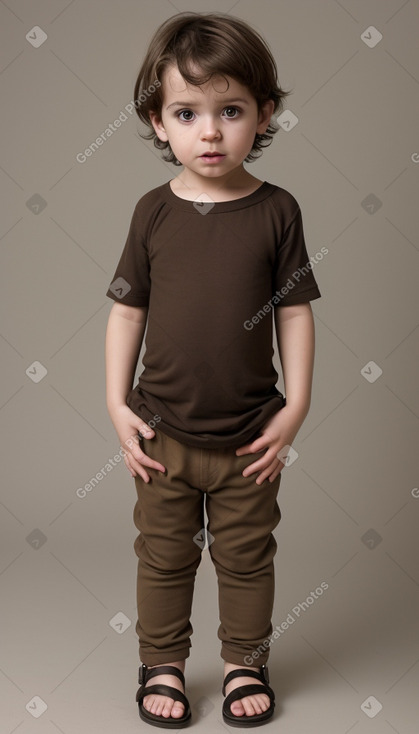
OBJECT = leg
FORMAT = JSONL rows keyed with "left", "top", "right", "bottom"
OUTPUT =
{"left": 133, "top": 429, "right": 204, "bottom": 717}
{"left": 205, "top": 447, "right": 282, "bottom": 717}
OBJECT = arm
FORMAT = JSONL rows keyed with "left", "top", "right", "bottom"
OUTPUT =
{"left": 105, "top": 302, "right": 166, "bottom": 481}
{"left": 274, "top": 302, "right": 315, "bottom": 422}
{"left": 235, "top": 302, "right": 316, "bottom": 484}
{"left": 105, "top": 302, "right": 148, "bottom": 410}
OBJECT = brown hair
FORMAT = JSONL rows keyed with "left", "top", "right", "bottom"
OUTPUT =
{"left": 133, "top": 12, "right": 290, "bottom": 165}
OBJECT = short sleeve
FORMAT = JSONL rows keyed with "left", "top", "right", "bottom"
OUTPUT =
{"left": 105, "top": 204, "right": 150, "bottom": 307}
{"left": 273, "top": 205, "right": 321, "bottom": 306}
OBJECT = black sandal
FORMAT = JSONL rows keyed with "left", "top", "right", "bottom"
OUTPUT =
{"left": 222, "top": 664, "right": 275, "bottom": 727}
{"left": 136, "top": 663, "right": 191, "bottom": 728}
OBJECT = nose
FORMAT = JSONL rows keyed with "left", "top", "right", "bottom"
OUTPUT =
{"left": 200, "top": 115, "right": 221, "bottom": 140}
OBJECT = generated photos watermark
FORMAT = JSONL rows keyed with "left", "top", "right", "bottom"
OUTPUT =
{"left": 244, "top": 247, "right": 328, "bottom": 330}
{"left": 243, "top": 581, "right": 329, "bottom": 665}
{"left": 76, "top": 80, "right": 161, "bottom": 163}
{"left": 76, "top": 414, "right": 161, "bottom": 498}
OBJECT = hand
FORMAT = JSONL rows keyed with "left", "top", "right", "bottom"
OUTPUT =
{"left": 108, "top": 403, "right": 166, "bottom": 482}
{"left": 235, "top": 406, "right": 306, "bottom": 485}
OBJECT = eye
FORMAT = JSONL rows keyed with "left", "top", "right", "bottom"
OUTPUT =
{"left": 223, "top": 106, "right": 240, "bottom": 118}
{"left": 177, "top": 109, "right": 195, "bottom": 122}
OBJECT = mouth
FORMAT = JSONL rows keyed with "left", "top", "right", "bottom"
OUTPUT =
{"left": 200, "top": 152, "right": 225, "bottom": 162}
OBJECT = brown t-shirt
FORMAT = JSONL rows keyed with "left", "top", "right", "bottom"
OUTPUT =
{"left": 106, "top": 180, "right": 321, "bottom": 448}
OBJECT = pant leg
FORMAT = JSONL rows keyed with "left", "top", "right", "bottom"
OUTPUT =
{"left": 204, "top": 447, "right": 282, "bottom": 667}
{"left": 133, "top": 429, "right": 204, "bottom": 665}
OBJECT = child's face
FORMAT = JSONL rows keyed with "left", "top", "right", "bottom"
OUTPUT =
{"left": 149, "top": 64, "right": 274, "bottom": 182}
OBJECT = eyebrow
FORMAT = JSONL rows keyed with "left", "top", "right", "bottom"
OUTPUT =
{"left": 166, "top": 98, "right": 250, "bottom": 110}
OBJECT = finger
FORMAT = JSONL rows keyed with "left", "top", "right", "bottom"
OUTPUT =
{"left": 122, "top": 427, "right": 152, "bottom": 456}
{"left": 123, "top": 454, "right": 137, "bottom": 478}
{"left": 235, "top": 444, "right": 252, "bottom": 455}
{"left": 268, "top": 463, "right": 284, "bottom": 483}
{"left": 133, "top": 447, "right": 166, "bottom": 474}
{"left": 137, "top": 421, "right": 155, "bottom": 438}
{"left": 242, "top": 454, "right": 271, "bottom": 477}
{"left": 236, "top": 435, "right": 270, "bottom": 456}
{"left": 123, "top": 448, "right": 151, "bottom": 481}
{"left": 130, "top": 442, "right": 166, "bottom": 475}
{"left": 128, "top": 454, "right": 151, "bottom": 483}
{"left": 243, "top": 443, "right": 281, "bottom": 476}
{"left": 256, "top": 459, "right": 281, "bottom": 485}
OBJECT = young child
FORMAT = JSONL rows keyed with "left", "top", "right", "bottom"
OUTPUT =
{"left": 105, "top": 11, "right": 321, "bottom": 728}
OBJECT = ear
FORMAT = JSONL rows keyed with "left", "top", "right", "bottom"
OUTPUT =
{"left": 149, "top": 111, "right": 169, "bottom": 142}
{"left": 256, "top": 99, "right": 276, "bottom": 134}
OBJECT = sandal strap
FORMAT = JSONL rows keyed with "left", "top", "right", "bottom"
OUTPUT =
{"left": 136, "top": 682, "right": 189, "bottom": 709}
{"left": 222, "top": 667, "right": 268, "bottom": 696}
{"left": 223, "top": 682, "right": 275, "bottom": 709}
{"left": 138, "top": 663, "right": 185, "bottom": 686}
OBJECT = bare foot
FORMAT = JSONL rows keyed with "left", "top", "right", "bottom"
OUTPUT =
{"left": 142, "top": 661, "right": 186, "bottom": 719}
{"left": 224, "top": 663, "right": 271, "bottom": 718}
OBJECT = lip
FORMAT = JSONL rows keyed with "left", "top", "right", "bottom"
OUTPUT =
{"left": 200, "top": 152, "right": 225, "bottom": 163}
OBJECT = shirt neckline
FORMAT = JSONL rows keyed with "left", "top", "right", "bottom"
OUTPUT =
{"left": 162, "top": 180, "right": 275, "bottom": 212}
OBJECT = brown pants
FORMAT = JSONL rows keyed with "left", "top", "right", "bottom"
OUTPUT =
{"left": 133, "top": 428, "right": 282, "bottom": 667}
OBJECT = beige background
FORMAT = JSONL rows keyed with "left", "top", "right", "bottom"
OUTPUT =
{"left": 1, "top": 0, "right": 418, "bottom": 732}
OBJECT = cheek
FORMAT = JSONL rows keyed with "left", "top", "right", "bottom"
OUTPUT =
{"left": 233, "top": 124, "right": 257, "bottom": 147}
{"left": 175, "top": 129, "right": 194, "bottom": 146}
{"left": 230, "top": 119, "right": 256, "bottom": 136}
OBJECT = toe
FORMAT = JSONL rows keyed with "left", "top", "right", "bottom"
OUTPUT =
{"left": 146, "top": 695, "right": 156, "bottom": 714}
{"left": 143, "top": 694, "right": 153, "bottom": 713}
{"left": 251, "top": 693, "right": 270, "bottom": 715}
{"left": 260, "top": 693, "right": 270, "bottom": 712}
{"left": 242, "top": 696, "right": 258, "bottom": 716}
{"left": 235, "top": 693, "right": 271, "bottom": 717}
{"left": 172, "top": 702, "right": 185, "bottom": 718}
{"left": 154, "top": 696, "right": 184, "bottom": 718}
{"left": 161, "top": 700, "right": 173, "bottom": 718}
{"left": 141, "top": 666, "right": 186, "bottom": 720}
{"left": 230, "top": 699, "right": 245, "bottom": 716}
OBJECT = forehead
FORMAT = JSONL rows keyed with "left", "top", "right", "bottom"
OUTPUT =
{"left": 160, "top": 64, "right": 252, "bottom": 102}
